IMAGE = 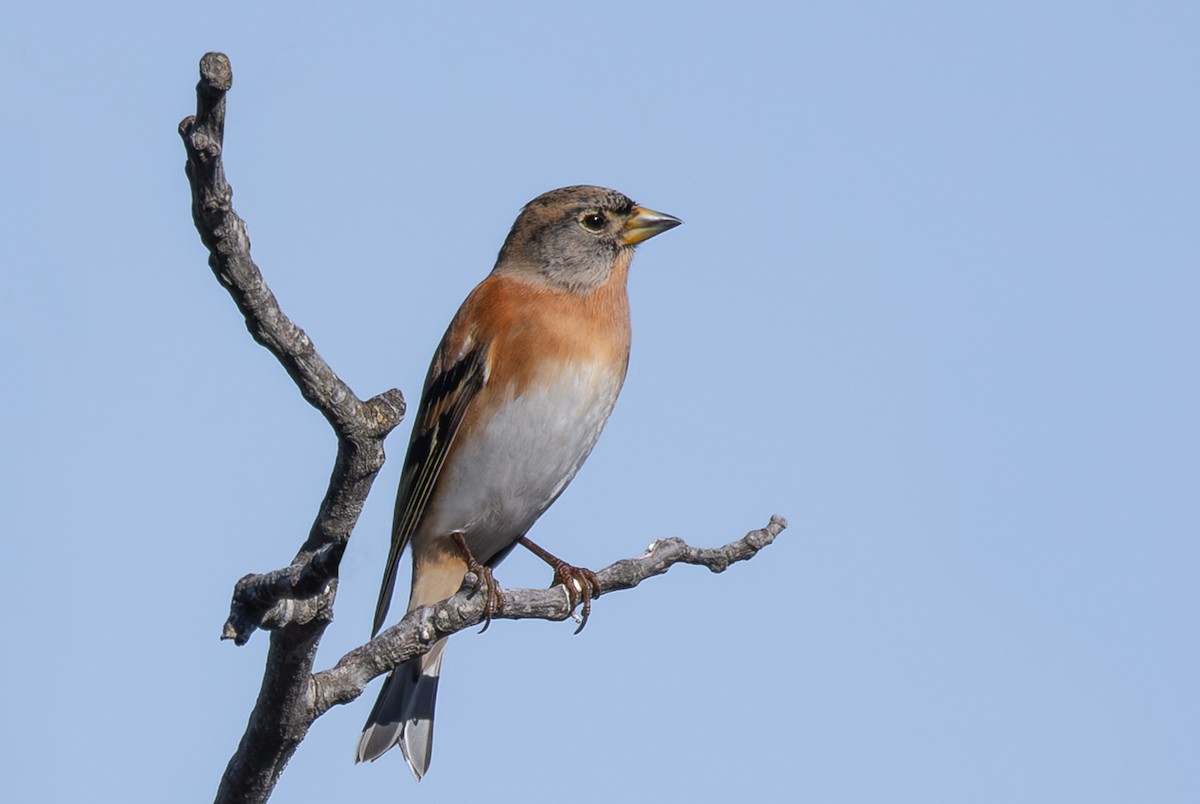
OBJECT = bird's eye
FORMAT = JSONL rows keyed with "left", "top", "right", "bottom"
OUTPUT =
{"left": 578, "top": 211, "right": 607, "bottom": 232}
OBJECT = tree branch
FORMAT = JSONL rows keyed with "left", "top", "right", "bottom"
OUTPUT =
{"left": 179, "top": 52, "right": 786, "bottom": 804}
{"left": 178, "top": 53, "right": 404, "bottom": 443}
{"left": 179, "top": 52, "right": 406, "bottom": 648}
{"left": 178, "top": 51, "right": 407, "bottom": 804}
{"left": 310, "top": 515, "right": 788, "bottom": 716}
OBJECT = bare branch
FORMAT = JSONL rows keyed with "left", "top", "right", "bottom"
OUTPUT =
{"left": 179, "top": 52, "right": 406, "bottom": 647}
{"left": 311, "top": 515, "right": 788, "bottom": 716}
{"left": 178, "top": 51, "right": 406, "bottom": 804}
{"left": 178, "top": 53, "right": 404, "bottom": 443}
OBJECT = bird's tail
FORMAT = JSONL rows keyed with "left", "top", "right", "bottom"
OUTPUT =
{"left": 355, "top": 638, "right": 447, "bottom": 780}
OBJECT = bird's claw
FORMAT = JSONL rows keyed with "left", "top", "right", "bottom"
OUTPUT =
{"left": 453, "top": 533, "right": 504, "bottom": 633}
{"left": 468, "top": 565, "right": 504, "bottom": 633}
{"left": 516, "top": 536, "right": 601, "bottom": 634}
{"left": 552, "top": 563, "right": 600, "bottom": 635}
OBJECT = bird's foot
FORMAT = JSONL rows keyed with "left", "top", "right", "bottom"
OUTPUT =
{"left": 452, "top": 533, "right": 504, "bottom": 633}
{"left": 517, "top": 536, "right": 601, "bottom": 634}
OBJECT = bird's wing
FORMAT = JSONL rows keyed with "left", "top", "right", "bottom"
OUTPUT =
{"left": 372, "top": 335, "right": 490, "bottom": 635}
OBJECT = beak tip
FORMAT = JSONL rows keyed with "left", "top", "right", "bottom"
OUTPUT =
{"left": 622, "top": 205, "right": 683, "bottom": 245}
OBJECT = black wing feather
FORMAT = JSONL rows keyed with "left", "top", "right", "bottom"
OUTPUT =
{"left": 371, "top": 343, "right": 489, "bottom": 635}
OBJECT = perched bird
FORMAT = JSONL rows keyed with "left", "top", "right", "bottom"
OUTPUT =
{"left": 356, "top": 185, "right": 681, "bottom": 779}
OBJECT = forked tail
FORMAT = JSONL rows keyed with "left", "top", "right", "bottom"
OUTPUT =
{"left": 355, "top": 639, "right": 446, "bottom": 780}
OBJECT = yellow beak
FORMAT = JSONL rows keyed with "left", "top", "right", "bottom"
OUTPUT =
{"left": 621, "top": 205, "right": 683, "bottom": 245}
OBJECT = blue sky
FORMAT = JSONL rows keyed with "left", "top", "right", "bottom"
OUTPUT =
{"left": 3, "top": 2, "right": 1197, "bottom": 802}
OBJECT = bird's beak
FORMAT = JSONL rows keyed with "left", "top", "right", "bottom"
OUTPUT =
{"left": 621, "top": 205, "right": 683, "bottom": 245}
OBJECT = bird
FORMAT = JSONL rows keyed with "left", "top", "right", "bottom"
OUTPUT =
{"left": 355, "top": 185, "right": 681, "bottom": 779}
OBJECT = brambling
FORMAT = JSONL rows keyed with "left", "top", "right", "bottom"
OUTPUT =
{"left": 355, "top": 185, "right": 681, "bottom": 778}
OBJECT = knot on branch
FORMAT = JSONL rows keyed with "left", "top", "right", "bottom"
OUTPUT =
{"left": 221, "top": 543, "right": 344, "bottom": 645}
{"left": 199, "top": 51, "right": 233, "bottom": 93}
{"left": 179, "top": 53, "right": 232, "bottom": 181}
{"left": 362, "top": 389, "right": 407, "bottom": 437}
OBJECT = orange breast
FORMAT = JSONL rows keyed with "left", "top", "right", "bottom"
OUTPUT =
{"left": 466, "top": 253, "right": 633, "bottom": 399}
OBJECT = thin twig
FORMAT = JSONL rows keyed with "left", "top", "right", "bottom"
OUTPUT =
{"left": 310, "top": 515, "right": 789, "bottom": 717}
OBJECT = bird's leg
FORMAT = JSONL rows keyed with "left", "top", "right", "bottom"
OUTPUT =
{"left": 516, "top": 536, "right": 600, "bottom": 634}
{"left": 451, "top": 532, "right": 503, "bottom": 633}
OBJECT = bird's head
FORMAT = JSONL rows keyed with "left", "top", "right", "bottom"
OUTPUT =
{"left": 494, "top": 185, "right": 681, "bottom": 292}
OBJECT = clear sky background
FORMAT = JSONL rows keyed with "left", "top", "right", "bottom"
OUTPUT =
{"left": 3, "top": 3, "right": 1197, "bottom": 802}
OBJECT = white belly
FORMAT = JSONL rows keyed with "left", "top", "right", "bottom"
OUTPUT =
{"left": 425, "top": 359, "right": 624, "bottom": 562}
